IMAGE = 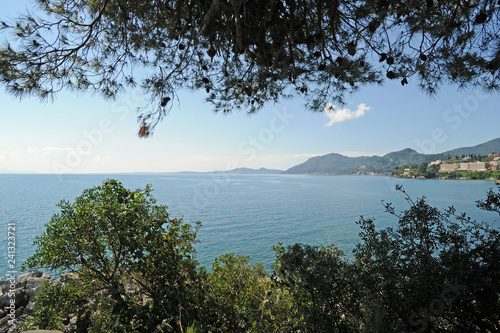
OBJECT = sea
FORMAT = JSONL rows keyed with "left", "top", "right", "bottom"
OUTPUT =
{"left": 1, "top": 173, "right": 499, "bottom": 279}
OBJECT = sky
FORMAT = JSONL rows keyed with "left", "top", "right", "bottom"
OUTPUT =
{"left": 1, "top": 1, "right": 500, "bottom": 174}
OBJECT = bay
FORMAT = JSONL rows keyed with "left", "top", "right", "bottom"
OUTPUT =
{"left": 1, "top": 173, "right": 498, "bottom": 279}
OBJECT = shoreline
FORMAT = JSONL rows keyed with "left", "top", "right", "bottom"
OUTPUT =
{"left": 392, "top": 174, "right": 500, "bottom": 183}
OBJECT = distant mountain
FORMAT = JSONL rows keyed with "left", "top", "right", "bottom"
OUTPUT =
{"left": 284, "top": 137, "right": 500, "bottom": 175}
{"left": 366, "top": 149, "right": 445, "bottom": 173}
{"left": 214, "top": 167, "right": 283, "bottom": 174}
{"left": 149, "top": 167, "right": 283, "bottom": 175}
{"left": 127, "top": 167, "right": 283, "bottom": 175}
{"left": 442, "top": 137, "right": 500, "bottom": 156}
{"left": 284, "top": 153, "right": 379, "bottom": 174}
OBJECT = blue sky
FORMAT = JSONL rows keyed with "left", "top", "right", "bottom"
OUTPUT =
{"left": 1, "top": 1, "right": 500, "bottom": 173}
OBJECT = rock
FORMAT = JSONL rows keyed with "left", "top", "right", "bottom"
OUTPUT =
{"left": 0, "top": 281, "right": 12, "bottom": 296}
{"left": 0, "top": 290, "right": 28, "bottom": 308}
{"left": 14, "top": 308, "right": 23, "bottom": 319}
{"left": 0, "top": 316, "right": 10, "bottom": 329}
{"left": 0, "top": 272, "right": 56, "bottom": 333}
{"left": 0, "top": 311, "right": 22, "bottom": 333}
{"left": 25, "top": 279, "right": 48, "bottom": 299}
{"left": 6, "top": 313, "right": 29, "bottom": 333}
{"left": 61, "top": 273, "right": 77, "bottom": 282}
{"left": 15, "top": 272, "right": 42, "bottom": 288}
{"left": 23, "top": 302, "right": 35, "bottom": 316}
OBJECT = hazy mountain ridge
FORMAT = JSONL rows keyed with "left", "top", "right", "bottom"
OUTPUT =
{"left": 284, "top": 137, "right": 500, "bottom": 175}
{"left": 152, "top": 167, "right": 284, "bottom": 175}
{"left": 212, "top": 167, "right": 283, "bottom": 174}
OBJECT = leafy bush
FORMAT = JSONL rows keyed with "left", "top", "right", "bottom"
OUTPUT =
{"left": 354, "top": 186, "right": 500, "bottom": 332}
{"left": 23, "top": 179, "right": 202, "bottom": 332}
{"left": 24, "top": 277, "right": 93, "bottom": 331}
{"left": 272, "top": 243, "right": 359, "bottom": 332}
{"left": 198, "top": 253, "right": 275, "bottom": 332}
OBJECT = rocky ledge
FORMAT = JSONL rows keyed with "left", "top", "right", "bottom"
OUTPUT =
{"left": 0, "top": 271, "right": 61, "bottom": 333}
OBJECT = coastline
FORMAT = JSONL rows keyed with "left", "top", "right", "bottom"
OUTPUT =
{"left": 392, "top": 174, "right": 500, "bottom": 185}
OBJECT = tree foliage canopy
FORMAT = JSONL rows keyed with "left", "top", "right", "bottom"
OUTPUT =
{"left": 1, "top": 0, "right": 500, "bottom": 135}
{"left": 23, "top": 179, "right": 202, "bottom": 332}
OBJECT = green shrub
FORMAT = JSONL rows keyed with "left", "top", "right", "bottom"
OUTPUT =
{"left": 23, "top": 179, "right": 202, "bottom": 332}
{"left": 199, "top": 253, "right": 275, "bottom": 332}
{"left": 354, "top": 186, "right": 500, "bottom": 332}
{"left": 272, "top": 243, "right": 359, "bottom": 332}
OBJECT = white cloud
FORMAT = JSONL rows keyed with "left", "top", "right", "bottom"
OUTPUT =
{"left": 323, "top": 103, "right": 372, "bottom": 126}
{"left": 26, "top": 147, "right": 75, "bottom": 155}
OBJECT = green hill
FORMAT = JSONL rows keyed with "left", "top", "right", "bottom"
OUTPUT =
{"left": 285, "top": 153, "right": 379, "bottom": 174}
{"left": 442, "top": 137, "right": 500, "bottom": 156}
{"left": 283, "top": 137, "right": 500, "bottom": 175}
{"left": 366, "top": 149, "right": 446, "bottom": 173}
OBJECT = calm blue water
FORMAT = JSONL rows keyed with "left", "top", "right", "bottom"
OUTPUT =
{"left": 1, "top": 174, "right": 498, "bottom": 278}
